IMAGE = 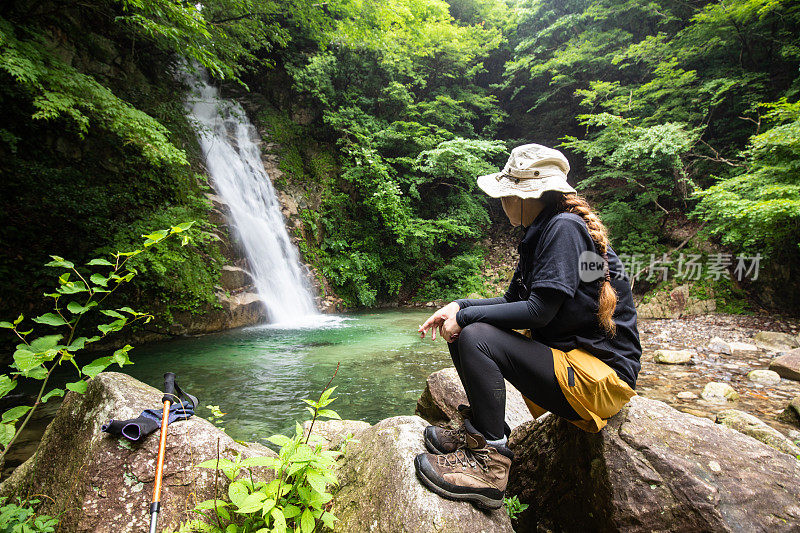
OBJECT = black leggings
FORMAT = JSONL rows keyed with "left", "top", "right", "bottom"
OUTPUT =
{"left": 448, "top": 322, "right": 581, "bottom": 440}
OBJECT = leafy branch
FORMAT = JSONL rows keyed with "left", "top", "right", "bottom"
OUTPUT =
{"left": 0, "top": 221, "right": 196, "bottom": 464}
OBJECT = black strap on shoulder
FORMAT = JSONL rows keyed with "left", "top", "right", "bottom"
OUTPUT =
{"left": 161, "top": 372, "right": 198, "bottom": 408}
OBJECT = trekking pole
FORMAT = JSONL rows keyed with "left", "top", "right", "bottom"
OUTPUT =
{"left": 149, "top": 372, "right": 177, "bottom": 533}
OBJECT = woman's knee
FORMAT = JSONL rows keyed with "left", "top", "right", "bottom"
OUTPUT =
{"left": 458, "top": 322, "right": 496, "bottom": 347}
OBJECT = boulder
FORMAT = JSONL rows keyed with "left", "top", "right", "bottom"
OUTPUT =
{"left": 216, "top": 291, "right": 266, "bottom": 328}
{"left": 652, "top": 349, "right": 693, "bottom": 365}
{"left": 415, "top": 368, "right": 533, "bottom": 431}
{"left": 636, "top": 284, "right": 715, "bottom": 319}
{"left": 701, "top": 382, "right": 739, "bottom": 403}
{"left": 330, "top": 416, "right": 512, "bottom": 533}
{"left": 715, "top": 409, "right": 800, "bottom": 456}
{"left": 0, "top": 372, "right": 274, "bottom": 532}
{"left": 753, "top": 331, "right": 799, "bottom": 352}
{"left": 708, "top": 336, "right": 731, "bottom": 355}
{"left": 219, "top": 265, "right": 253, "bottom": 291}
{"left": 506, "top": 396, "right": 800, "bottom": 532}
{"left": 747, "top": 369, "right": 782, "bottom": 385}
{"left": 729, "top": 341, "right": 759, "bottom": 356}
{"left": 769, "top": 349, "right": 800, "bottom": 381}
{"left": 302, "top": 419, "right": 371, "bottom": 450}
{"left": 779, "top": 396, "right": 800, "bottom": 429}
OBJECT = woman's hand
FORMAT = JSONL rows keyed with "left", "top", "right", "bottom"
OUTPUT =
{"left": 440, "top": 315, "right": 462, "bottom": 343}
{"left": 419, "top": 302, "right": 460, "bottom": 340}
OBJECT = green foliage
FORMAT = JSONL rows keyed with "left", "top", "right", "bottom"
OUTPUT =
{"left": 0, "top": 225, "right": 193, "bottom": 462}
{"left": 184, "top": 385, "right": 344, "bottom": 532}
{"left": 693, "top": 99, "right": 800, "bottom": 261}
{"left": 0, "top": 498, "right": 59, "bottom": 533}
{"left": 502, "top": 0, "right": 800, "bottom": 307}
{"left": 267, "top": 1, "right": 510, "bottom": 305}
{"left": 416, "top": 250, "right": 490, "bottom": 302}
{"left": 503, "top": 495, "right": 528, "bottom": 520}
{"left": 97, "top": 201, "right": 224, "bottom": 316}
{"left": 0, "top": 18, "right": 187, "bottom": 167}
{"left": 206, "top": 405, "right": 227, "bottom": 432}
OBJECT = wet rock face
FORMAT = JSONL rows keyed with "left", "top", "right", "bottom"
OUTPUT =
{"left": 330, "top": 416, "right": 513, "bottom": 533}
{"left": 0, "top": 373, "right": 274, "bottom": 533}
{"left": 507, "top": 396, "right": 800, "bottom": 533}
{"left": 415, "top": 367, "right": 533, "bottom": 431}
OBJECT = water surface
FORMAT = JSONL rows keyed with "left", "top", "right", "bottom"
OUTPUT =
{"left": 122, "top": 308, "right": 448, "bottom": 442}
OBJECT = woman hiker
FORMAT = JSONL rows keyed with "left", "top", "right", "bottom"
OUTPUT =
{"left": 414, "top": 143, "right": 642, "bottom": 510}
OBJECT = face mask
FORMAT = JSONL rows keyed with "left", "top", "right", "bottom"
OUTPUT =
{"left": 501, "top": 197, "right": 522, "bottom": 227}
{"left": 502, "top": 197, "right": 546, "bottom": 227}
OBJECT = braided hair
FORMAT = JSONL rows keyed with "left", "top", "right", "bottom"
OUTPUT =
{"left": 542, "top": 191, "right": 618, "bottom": 336}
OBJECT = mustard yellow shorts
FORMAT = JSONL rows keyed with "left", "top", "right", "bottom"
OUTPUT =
{"left": 522, "top": 347, "right": 637, "bottom": 433}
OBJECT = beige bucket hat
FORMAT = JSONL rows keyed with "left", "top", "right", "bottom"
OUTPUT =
{"left": 477, "top": 144, "right": 576, "bottom": 199}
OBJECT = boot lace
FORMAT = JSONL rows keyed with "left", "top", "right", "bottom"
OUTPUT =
{"left": 438, "top": 446, "right": 490, "bottom": 472}
{"left": 441, "top": 426, "right": 467, "bottom": 447}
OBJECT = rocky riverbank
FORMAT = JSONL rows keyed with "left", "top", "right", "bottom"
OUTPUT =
{"left": 636, "top": 313, "right": 800, "bottom": 437}
{"left": 2, "top": 351, "right": 798, "bottom": 532}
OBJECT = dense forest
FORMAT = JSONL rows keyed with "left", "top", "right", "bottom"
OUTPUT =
{"left": 2, "top": 0, "right": 799, "bottom": 326}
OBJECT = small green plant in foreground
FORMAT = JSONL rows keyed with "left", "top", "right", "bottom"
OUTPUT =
{"left": 504, "top": 495, "right": 528, "bottom": 520}
{"left": 206, "top": 405, "right": 227, "bottom": 432}
{"left": 0, "top": 497, "right": 59, "bottom": 532}
{"left": 0, "top": 222, "right": 195, "bottom": 465}
{"left": 179, "top": 368, "right": 344, "bottom": 532}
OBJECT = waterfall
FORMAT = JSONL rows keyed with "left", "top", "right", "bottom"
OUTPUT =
{"left": 184, "top": 72, "right": 319, "bottom": 325}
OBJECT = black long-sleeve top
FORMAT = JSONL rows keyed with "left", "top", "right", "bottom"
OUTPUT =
{"left": 451, "top": 202, "right": 643, "bottom": 389}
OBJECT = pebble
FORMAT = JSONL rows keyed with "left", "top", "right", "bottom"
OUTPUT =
{"left": 709, "top": 336, "right": 732, "bottom": 355}
{"left": 701, "top": 382, "right": 739, "bottom": 404}
{"left": 653, "top": 349, "right": 693, "bottom": 365}
{"left": 708, "top": 460, "right": 722, "bottom": 473}
{"left": 677, "top": 392, "right": 698, "bottom": 400}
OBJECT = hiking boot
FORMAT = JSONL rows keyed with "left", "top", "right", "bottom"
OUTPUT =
{"left": 414, "top": 419, "right": 513, "bottom": 510}
{"left": 423, "top": 404, "right": 471, "bottom": 454}
{"left": 423, "top": 404, "right": 511, "bottom": 455}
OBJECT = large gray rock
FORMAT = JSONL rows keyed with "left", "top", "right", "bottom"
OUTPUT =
{"left": 302, "top": 419, "right": 371, "bottom": 450}
{"left": 770, "top": 349, "right": 800, "bottom": 381}
{"left": 715, "top": 409, "right": 800, "bottom": 456}
{"left": 330, "top": 415, "right": 512, "bottom": 533}
{"left": 0, "top": 372, "right": 274, "bottom": 532}
{"left": 415, "top": 367, "right": 533, "bottom": 431}
{"left": 753, "top": 331, "right": 799, "bottom": 352}
{"left": 506, "top": 396, "right": 800, "bottom": 532}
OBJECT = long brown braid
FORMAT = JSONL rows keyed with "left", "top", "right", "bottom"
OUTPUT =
{"left": 543, "top": 191, "right": 618, "bottom": 336}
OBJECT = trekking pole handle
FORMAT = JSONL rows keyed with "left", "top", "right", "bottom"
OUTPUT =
{"left": 162, "top": 372, "right": 176, "bottom": 404}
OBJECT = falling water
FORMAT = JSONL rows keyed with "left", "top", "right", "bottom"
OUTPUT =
{"left": 184, "top": 72, "right": 318, "bottom": 325}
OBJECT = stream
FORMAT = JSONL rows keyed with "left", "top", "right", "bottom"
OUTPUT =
{"left": 4, "top": 309, "right": 799, "bottom": 480}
